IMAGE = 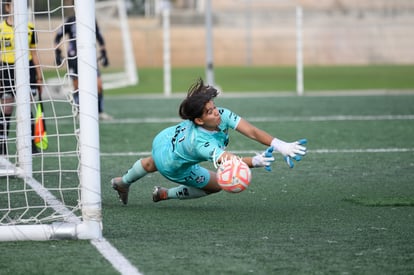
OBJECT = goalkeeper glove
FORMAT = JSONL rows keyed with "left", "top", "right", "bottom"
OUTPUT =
{"left": 271, "top": 138, "right": 307, "bottom": 168}
{"left": 100, "top": 49, "right": 109, "bottom": 67}
{"left": 55, "top": 48, "right": 62, "bottom": 66}
{"left": 252, "top": 146, "right": 275, "bottom": 170}
{"left": 263, "top": 146, "right": 274, "bottom": 171}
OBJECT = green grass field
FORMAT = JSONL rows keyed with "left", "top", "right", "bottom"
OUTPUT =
{"left": 1, "top": 66, "right": 414, "bottom": 275}
{"left": 102, "top": 65, "right": 414, "bottom": 94}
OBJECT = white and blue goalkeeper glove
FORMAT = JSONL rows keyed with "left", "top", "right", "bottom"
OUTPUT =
{"left": 264, "top": 146, "right": 274, "bottom": 171}
{"left": 271, "top": 138, "right": 307, "bottom": 168}
{"left": 252, "top": 146, "right": 275, "bottom": 170}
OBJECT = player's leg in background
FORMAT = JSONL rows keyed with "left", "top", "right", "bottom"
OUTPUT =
{"left": 0, "top": 94, "right": 14, "bottom": 155}
{"left": 0, "top": 66, "right": 15, "bottom": 155}
{"left": 68, "top": 58, "right": 79, "bottom": 110}
{"left": 97, "top": 71, "right": 113, "bottom": 121}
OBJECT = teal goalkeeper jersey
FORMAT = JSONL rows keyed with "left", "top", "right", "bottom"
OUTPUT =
{"left": 152, "top": 107, "right": 241, "bottom": 175}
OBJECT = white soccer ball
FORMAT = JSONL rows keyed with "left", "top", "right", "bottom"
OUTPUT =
{"left": 216, "top": 157, "right": 252, "bottom": 193}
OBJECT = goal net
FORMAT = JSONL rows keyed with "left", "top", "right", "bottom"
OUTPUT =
{"left": 46, "top": 0, "right": 138, "bottom": 97}
{"left": 0, "top": 0, "right": 102, "bottom": 241}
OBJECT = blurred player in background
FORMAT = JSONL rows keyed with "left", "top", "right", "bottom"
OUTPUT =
{"left": 54, "top": 14, "right": 113, "bottom": 121}
{"left": 0, "top": 0, "right": 43, "bottom": 155}
{"left": 111, "top": 78, "right": 307, "bottom": 205}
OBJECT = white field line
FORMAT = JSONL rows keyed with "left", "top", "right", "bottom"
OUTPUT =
{"left": 100, "top": 147, "right": 414, "bottom": 158}
{"left": 91, "top": 239, "right": 142, "bottom": 275}
{"left": 0, "top": 165, "right": 141, "bottom": 274}
{"left": 102, "top": 114, "right": 414, "bottom": 124}
{"left": 22, "top": 113, "right": 409, "bottom": 274}
{"left": 106, "top": 89, "right": 414, "bottom": 100}
{"left": 99, "top": 113, "right": 414, "bottom": 157}
{"left": 97, "top": 146, "right": 413, "bottom": 275}
{"left": 31, "top": 115, "right": 412, "bottom": 273}
{"left": 91, "top": 113, "right": 414, "bottom": 274}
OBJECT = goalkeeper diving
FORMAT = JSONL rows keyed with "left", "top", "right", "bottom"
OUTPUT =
{"left": 111, "top": 78, "right": 307, "bottom": 204}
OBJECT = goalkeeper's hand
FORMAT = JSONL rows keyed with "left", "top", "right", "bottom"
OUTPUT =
{"left": 55, "top": 48, "right": 62, "bottom": 66}
{"left": 252, "top": 146, "right": 275, "bottom": 170}
{"left": 271, "top": 138, "right": 307, "bottom": 168}
{"left": 99, "top": 49, "right": 109, "bottom": 67}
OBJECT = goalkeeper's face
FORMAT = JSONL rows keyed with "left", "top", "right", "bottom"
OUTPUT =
{"left": 195, "top": 100, "right": 221, "bottom": 131}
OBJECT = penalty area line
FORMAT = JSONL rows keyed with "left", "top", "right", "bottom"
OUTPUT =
{"left": 100, "top": 114, "right": 414, "bottom": 125}
{"left": 91, "top": 238, "right": 142, "bottom": 275}
{"left": 101, "top": 147, "right": 414, "bottom": 158}
{"left": 3, "top": 159, "right": 141, "bottom": 275}
{"left": 309, "top": 148, "right": 414, "bottom": 153}
{"left": 98, "top": 146, "right": 413, "bottom": 274}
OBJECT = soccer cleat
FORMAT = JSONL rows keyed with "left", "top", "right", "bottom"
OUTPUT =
{"left": 111, "top": 177, "right": 129, "bottom": 205}
{"left": 152, "top": 186, "right": 168, "bottom": 202}
{"left": 99, "top": 112, "right": 114, "bottom": 121}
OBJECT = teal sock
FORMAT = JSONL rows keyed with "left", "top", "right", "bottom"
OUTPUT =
{"left": 122, "top": 159, "right": 148, "bottom": 185}
{"left": 167, "top": 185, "right": 208, "bottom": 200}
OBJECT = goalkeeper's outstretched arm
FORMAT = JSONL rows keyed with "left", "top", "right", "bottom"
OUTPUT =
{"left": 217, "top": 150, "right": 275, "bottom": 169}
{"left": 235, "top": 118, "right": 307, "bottom": 168}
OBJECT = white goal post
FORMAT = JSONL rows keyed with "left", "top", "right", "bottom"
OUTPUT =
{"left": 95, "top": 0, "right": 138, "bottom": 90}
{"left": 0, "top": 0, "right": 101, "bottom": 241}
{"left": 296, "top": 5, "right": 303, "bottom": 95}
{"left": 159, "top": 0, "right": 303, "bottom": 95}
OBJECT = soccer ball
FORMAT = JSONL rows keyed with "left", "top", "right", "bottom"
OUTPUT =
{"left": 216, "top": 157, "right": 252, "bottom": 193}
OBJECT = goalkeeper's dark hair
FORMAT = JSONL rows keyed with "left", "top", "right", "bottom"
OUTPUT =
{"left": 179, "top": 78, "right": 218, "bottom": 122}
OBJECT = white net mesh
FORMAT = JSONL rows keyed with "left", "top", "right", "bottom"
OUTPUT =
{"left": 0, "top": 1, "right": 81, "bottom": 226}
{"left": 44, "top": 0, "right": 138, "bottom": 97}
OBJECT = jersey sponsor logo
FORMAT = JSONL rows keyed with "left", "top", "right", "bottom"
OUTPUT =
{"left": 171, "top": 125, "right": 186, "bottom": 151}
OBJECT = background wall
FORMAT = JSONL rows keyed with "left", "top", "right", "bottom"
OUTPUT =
{"left": 36, "top": 0, "right": 414, "bottom": 69}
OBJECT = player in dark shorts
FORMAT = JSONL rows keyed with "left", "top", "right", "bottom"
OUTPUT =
{"left": 0, "top": 0, "right": 43, "bottom": 155}
{"left": 54, "top": 15, "right": 113, "bottom": 120}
